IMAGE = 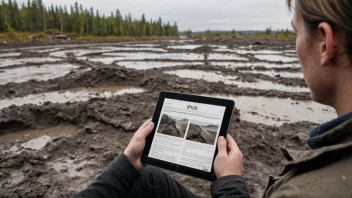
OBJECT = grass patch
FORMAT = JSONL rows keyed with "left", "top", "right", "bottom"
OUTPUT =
{"left": 0, "top": 32, "right": 178, "bottom": 43}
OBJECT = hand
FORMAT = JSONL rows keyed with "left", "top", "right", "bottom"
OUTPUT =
{"left": 214, "top": 135, "right": 243, "bottom": 178}
{"left": 124, "top": 119, "right": 154, "bottom": 171}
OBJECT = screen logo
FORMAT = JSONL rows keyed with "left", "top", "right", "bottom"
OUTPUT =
{"left": 187, "top": 105, "right": 198, "bottom": 110}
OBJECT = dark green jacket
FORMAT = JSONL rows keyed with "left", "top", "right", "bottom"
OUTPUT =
{"left": 263, "top": 119, "right": 352, "bottom": 198}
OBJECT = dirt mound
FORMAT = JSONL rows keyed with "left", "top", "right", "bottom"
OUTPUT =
{"left": 193, "top": 46, "right": 213, "bottom": 53}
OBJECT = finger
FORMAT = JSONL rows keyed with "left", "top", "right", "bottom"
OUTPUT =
{"left": 226, "top": 134, "right": 240, "bottom": 156}
{"left": 138, "top": 122, "right": 154, "bottom": 138}
{"left": 137, "top": 118, "right": 152, "bottom": 132}
{"left": 217, "top": 136, "right": 227, "bottom": 156}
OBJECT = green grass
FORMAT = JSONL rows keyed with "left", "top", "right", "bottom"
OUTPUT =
{"left": 0, "top": 32, "right": 179, "bottom": 43}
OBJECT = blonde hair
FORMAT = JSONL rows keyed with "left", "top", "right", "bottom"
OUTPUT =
{"left": 287, "top": 0, "right": 352, "bottom": 56}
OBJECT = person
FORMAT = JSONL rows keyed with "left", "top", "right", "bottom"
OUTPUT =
{"left": 75, "top": 0, "right": 352, "bottom": 197}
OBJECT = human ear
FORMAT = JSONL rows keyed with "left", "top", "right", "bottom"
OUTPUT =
{"left": 318, "top": 22, "right": 336, "bottom": 66}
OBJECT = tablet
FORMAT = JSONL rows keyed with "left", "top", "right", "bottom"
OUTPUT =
{"left": 141, "top": 91, "right": 235, "bottom": 181}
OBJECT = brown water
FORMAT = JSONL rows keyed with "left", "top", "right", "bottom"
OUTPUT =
{"left": 0, "top": 123, "right": 78, "bottom": 144}
{"left": 0, "top": 86, "right": 145, "bottom": 110}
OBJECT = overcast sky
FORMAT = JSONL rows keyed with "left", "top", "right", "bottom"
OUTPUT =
{"left": 21, "top": 0, "right": 294, "bottom": 31}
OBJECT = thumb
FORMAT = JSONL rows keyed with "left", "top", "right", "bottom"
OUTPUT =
{"left": 217, "top": 136, "right": 227, "bottom": 156}
{"left": 138, "top": 122, "right": 154, "bottom": 138}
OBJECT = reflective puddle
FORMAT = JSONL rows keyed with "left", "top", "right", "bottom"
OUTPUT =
{"left": 214, "top": 48, "right": 282, "bottom": 55}
{"left": 284, "top": 50, "right": 297, "bottom": 54}
{"left": 0, "top": 86, "right": 145, "bottom": 110}
{"left": 50, "top": 49, "right": 114, "bottom": 58}
{"left": 29, "top": 48, "right": 62, "bottom": 53}
{"left": 0, "top": 64, "right": 85, "bottom": 85}
{"left": 165, "top": 69, "right": 309, "bottom": 92}
{"left": 0, "top": 53, "right": 21, "bottom": 57}
{"left": 116, "top": 61, "right": 204, "bottom": 70}
{"left": 123, "top": 44, "right": 160, "bottom": 47}
{"left": 102, "top": 52, "right": 204, "bottom": 60}
{"left": 210, "top": 62, "right": 300, "bottom": 68}
{"left": 102, "top": 47, "right": 167, "bottom": 52}
{"left": 168, "top": 39, "right": 194, "bottom": 43}
{"left": 78, "top": 57, "right": 121, "bottom": 64}
{"left": 0, "top": 123, "right": 78, "bottom": 144}
{"left": 167, "top": 45, "right": 203, "bottom": 50}
{"left": 100, "top": 52, "right": 248, "bottom": 61}
{"left": 255, "top": 54, "right": 298, "bottom": 62}
{"left": 21, "top": 135, "right": 51, "bottom": 150}
{"left": 240, "top": 70, "right": 304, "bottom": 79}
{"left": 213, "top": 95, "right": 335, "bottom": 126}
{"left": 0, "top": 57, "right": 62, "bottom": 68}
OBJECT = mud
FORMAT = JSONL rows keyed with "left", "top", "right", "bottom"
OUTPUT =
{"left": 0, "top": 37, "right": 335, "bottom": 198}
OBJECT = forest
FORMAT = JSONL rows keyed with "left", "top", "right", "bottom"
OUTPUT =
{"left": 0, "top": 0, "right": 179, "bottom": 37}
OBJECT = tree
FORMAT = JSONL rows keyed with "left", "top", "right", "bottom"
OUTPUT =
{"left": 7, "top": 23, "right": 17, "bottom": 40}
{"left": 0, "top": 0, "right": 180, "bottom": 38}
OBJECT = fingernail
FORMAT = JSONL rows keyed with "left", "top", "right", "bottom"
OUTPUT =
{"left": 219, "top": 136, "right": 225, "bottom": 141}
{"left": 148, "top": 122, "right": 154, "bottom": 127}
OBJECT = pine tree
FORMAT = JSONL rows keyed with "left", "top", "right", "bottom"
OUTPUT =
{"left": 0, "top": 0, "right": 180, "bottom": 37}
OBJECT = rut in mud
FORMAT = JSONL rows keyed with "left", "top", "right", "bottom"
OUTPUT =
{"left": 0, "top": 37, "right": 336, "bottom": 198}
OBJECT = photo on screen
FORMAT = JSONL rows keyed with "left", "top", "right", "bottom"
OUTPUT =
{"left": 186, "top": 120, "right": 219, "bottom": 145}
{"left": 158, "top": 114, "right": 189, "bottom": 138}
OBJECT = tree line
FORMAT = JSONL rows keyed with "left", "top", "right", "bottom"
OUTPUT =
{"left": 0, "top": 0, "right": 179, "bottom": 37}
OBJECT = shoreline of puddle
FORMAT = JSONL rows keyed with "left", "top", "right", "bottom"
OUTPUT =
{"left": 164, "top": 69, "right": 309, "bottom": 93}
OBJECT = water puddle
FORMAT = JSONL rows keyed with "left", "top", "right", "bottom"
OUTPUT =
{"left": 168, "top": 39, "right": 194, "bottom": 43}
{"left": 240, "top": 70, "right": 304, "bottom": 79}
{"left": 210, "top": 62, "right": 300, "bottom": 68}
{"left": 116, "top": 61, "right": 203, "bottom": 70}
{"left": 238, "top": 45, "right": 253, "bottom": 49}
{"left": 209, "top": 54, "right": 248, "bottom": 61}
{"left": 123, "top": 44, "right": 160, "bottom": 47}
{"left": 165, "top": 69, "right": 309, "bottom": 93}
{"left": 102, "top": 52, "right": 204, "bottom": 61}
{"left": 49, "top": 49, "right": 114, "bottom": 58}
{"left": 103, "top": 47, "right": 167, "bottom": 52}
{"left": 0, "top": 86, "right": 145, "bottom": 110}
{"left": 0, "top": 52, "right": 21, "bottom": 57}
{"left": 77, "top": 57, "right": 121, "bottom": 64}
{"left": 167, "top": 45, "right": 203, "bottom": 50}
{"left": 0, "top": 64, "right": 84, "bottom": 85}
{"left": 21, "top": 135, "right": 51, "bottom": 150}
{"left": 214, "top": 48, "right": 282, "bottom": 55}
{"left": 0, "top": 123, "right": 78, "bottom": 144}
{"left": 101, "top": 52, "right": 248, "bottom": 61}
{"left": 0, "top": 57, "right": 62, "bottom": 68}
{"left": 213, "top": 95, "right": 335, "bottom": 126}
{"left": 284, "top": 50, "right": 297, "bottom": 54}
{"left": 29, "top": 48, "right": 62, "bottom": 53}
{"left": 254, "top": 54, "right": 298, "bottom": 62}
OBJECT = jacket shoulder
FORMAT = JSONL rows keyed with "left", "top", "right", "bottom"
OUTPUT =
{"left": 269, "top": 155, "right": 352, "bottom": 198}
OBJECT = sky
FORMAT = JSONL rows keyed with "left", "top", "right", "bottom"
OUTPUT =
{"left": 20, "top": 0, "right": 294, "bottom": 31}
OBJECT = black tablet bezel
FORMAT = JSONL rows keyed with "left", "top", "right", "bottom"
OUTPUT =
{"left": 141, "top": 91, "right": 235, "bottom": 181}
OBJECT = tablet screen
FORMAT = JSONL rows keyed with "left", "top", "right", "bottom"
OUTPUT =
{"left": 148, "top": 98, "right": 226, "bottom": 172}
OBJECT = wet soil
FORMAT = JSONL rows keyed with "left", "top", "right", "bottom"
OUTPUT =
{"left": 0, "top": 37, "right": 335, "bottom": 198}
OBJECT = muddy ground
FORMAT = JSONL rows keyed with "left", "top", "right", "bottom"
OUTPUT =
{"left": 0, "top": 37, "right": 335, "bottom": 198}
